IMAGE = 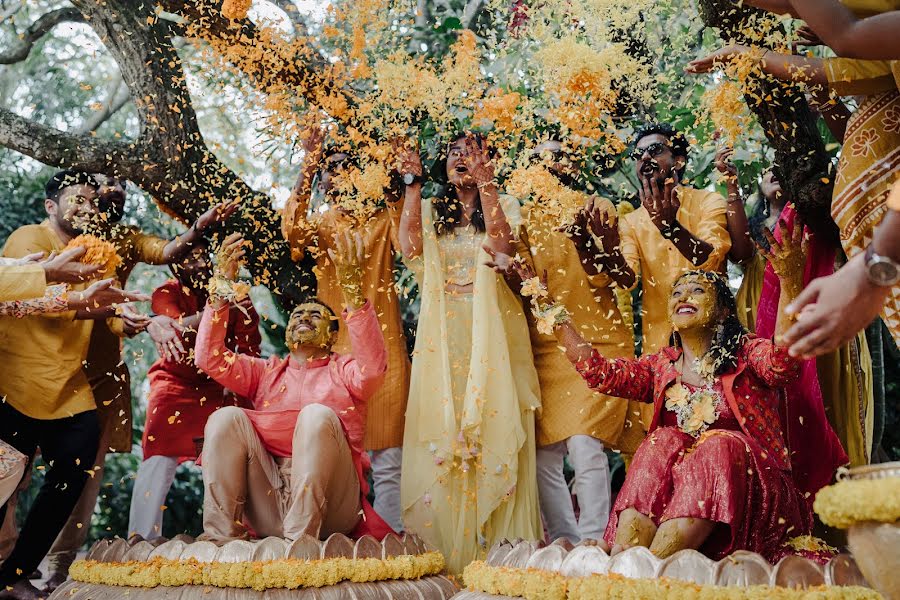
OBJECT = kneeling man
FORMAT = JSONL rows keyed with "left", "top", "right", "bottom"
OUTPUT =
{"left": 196, "top": 231, "right": 390, "bottom": 541}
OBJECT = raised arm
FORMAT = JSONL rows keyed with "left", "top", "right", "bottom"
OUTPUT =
{"left": 467, "top": 136, "right": 514, "bottom": 255}
{"left": 715, "top": 146, "right": 755, "bottom": 265}
{"left": 282, "top": 126, "right": 325, "bottom": 260}
{"left": 787, "top": 0, "right": 900, "bottom": 59}
{"left": 328, "top": 230, "right": 387, "bottom": 398}
{"left": 160, "top": 199, "right": 242, "bottom": 263}
{"left": 687, "top": 45, "right": 828, "bottom": 86}
{"left": 397, "top": 143, "right": 424, "bottom": 260}
{"left": 195, "top": 234, "right": 266, "bottom": 399}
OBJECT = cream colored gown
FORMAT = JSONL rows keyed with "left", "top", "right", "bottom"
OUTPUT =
{"left": 401, "top": 197, "right": 542, "bottom": 574}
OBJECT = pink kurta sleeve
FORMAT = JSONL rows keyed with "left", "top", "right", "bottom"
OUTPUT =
{"left": 196, "top": 302, "right": 267, "bottom": 399}
{"left": 334, "top": 301, "right": 387, "bottom": 400}
{"left": 575, "top": 350, "right": 656, "bottom": 404}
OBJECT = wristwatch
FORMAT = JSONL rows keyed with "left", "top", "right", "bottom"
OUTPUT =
{"left": 402, "top": 173, "right": 422, "bottom": 186}
{"left": 864, "top": 243, "right": 900, "bottom": 287}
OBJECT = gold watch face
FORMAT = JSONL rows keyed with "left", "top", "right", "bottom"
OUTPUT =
{"left": 870, "top": 257, "right": 899, "bottom": 286}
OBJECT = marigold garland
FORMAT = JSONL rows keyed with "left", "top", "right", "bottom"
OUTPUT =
{"left": 69, "top": 551, "right": 445, "bottom": 591}
{"left": 813, "top": 478, "right": 900, "bottom": 529}
{"left": 463, "top": 561, "right": 882, "bottom": 600}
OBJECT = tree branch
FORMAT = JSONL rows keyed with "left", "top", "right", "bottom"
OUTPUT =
{"left": 77, "top": 75, "right": 130, "bottom": 134}
{"left": 0, "top": 8, "right": 86, "bottom": 65}
{"left": 462, "top": 0, "right": 485, "bottom": 30}
{"left": 0, "top": 105, "right": 139, "bottom": 174}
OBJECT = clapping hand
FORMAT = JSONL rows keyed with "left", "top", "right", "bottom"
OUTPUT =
{"left": 640, "top": 171, "right": 681, "bottom": 234}
{"left": 483, "top": 244, "right": 524, "bottom": 290}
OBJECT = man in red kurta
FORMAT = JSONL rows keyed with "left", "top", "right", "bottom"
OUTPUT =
{"left": 127, "top": 244, "right": 261, "bottom": 539}
{"left": 195, "top": 232, "right": 391, "bottom": 541}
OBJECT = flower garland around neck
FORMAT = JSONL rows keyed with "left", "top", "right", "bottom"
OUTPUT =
{"left": 462, "top": 561, "right": 882, "bottom": 600}
{"left": 813, "top": 476, "right": 900, "bottom": 529}
{"left": 664, "top": 353, "right": 723, "bottom": 437}
{"left": 69, "top": 552, "right": 445, "bottom": 591}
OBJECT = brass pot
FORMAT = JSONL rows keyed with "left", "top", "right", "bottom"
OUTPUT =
{"left": 840, "top": 462, "right": 900, "bottom": 599}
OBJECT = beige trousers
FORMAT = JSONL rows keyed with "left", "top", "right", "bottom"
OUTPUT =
{"left": 201, "top": 404, "right": 361, "bottom": 542}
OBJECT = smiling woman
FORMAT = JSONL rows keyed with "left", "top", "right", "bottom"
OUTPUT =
{"left": 505, "top": 220, "right": 844, "bottom": 562}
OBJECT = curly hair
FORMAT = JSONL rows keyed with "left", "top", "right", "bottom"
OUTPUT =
{"left": 432, "top": 131, "right": 487, "bottom": 237}
{"left": 669, "top": 270, "right": 748, "bottom": 376}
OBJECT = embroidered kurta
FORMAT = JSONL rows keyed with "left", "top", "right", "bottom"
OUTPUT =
{"left": 620, "top": 187, "right": 731, "bottom": 355}
{"left": 195, "top": 300, "right": 391, "bottom": 538}
{"left": 0, "top": 223, "right": 95, "bottom": 419}
{"left": 142, "top": 280, "right": 261, "bottom": 460}
{"left": 0, "top": 284, "right": 68, "bottom": 318}
{"left": 518, "top": 205, "right": 633, "bottom": 447}
{"left": 282, "top": 205, "right": 410, "bottom": 451}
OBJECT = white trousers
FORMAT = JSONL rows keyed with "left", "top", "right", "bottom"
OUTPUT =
{"left": 370, "top": 447, "right": 403, "bottom": 532}
{"left": 128, "top": 455, "right": 178, "bottom": 540}
{"left": 536, "top": 435, "right": 611, "bottom": 542}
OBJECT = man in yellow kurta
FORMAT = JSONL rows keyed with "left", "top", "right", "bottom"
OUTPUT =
{"left": 0, "top": 172, "right": 111, "bottom": 598}
{"left": 281, "top": 135, "right": 410, "bottom": 532}
{"left": 42, "top": 175, "right": 238, "bottom": 589}
{"left": 589, "top": 124, "right": 731, "bottom": 356}
{"left": 502, "top": 140, "right": 634, "bottom": 542}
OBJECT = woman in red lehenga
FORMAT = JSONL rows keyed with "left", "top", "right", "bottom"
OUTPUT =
{"left": 508, "top": 219, "right": 818, "bottom": 562}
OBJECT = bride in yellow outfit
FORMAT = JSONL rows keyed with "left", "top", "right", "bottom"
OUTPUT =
{"left": 396, "top": 133, "right": 542, "bottom": 573}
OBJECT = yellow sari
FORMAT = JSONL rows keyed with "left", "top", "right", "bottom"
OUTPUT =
{"left": 400, "top": 196, "right": 542, "bottom": 573}
{"left": 825, "top": 57, "right": 900, "bottom": 347}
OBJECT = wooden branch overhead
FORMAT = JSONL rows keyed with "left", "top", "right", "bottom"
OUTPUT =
{"left": 0, "top": 7, "right": 86, "bottom": 64}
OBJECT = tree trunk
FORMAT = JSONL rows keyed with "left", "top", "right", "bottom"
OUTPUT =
{"left": 1, "top": 0, "right": 316, "bottom": 305}
{"left": 697, "top": 0, "right": 840, "bottom": 246}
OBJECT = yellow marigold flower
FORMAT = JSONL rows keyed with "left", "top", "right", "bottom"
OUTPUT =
{"left": 65, "top": 234, "right": 123, "bottom": 279}
{"left": 814, "top": 477, "right": 900, "bottom": 529}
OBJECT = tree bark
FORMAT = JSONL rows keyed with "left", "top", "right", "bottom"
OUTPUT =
{"left": 0, "top": 1, "right": 315, "bottom": 305}
{"left": 697, "top": 0, "right": 840, "bottom": 246}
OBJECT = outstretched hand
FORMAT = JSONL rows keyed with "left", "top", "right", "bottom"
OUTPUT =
{"left": 483, "top": 244, "right": 523, "bottom": 290}
{"left": 328, "top": 229, "right": 366, "bottom": 310}
{"left": 685, "top": 44, "right": 751, "bottom": 74}
{"left": 68, "top": 278, "right": 151, "bottom": 312}
{"left": 40, "top": 246, "right": 103, "bottom": 283}
{"left": 781, "top": 253, "right": 890, "bottom": 359}
{"left": 758, "top": 217, "right": 807, "bottom": 289}
{"left": 148, "top": 315, "right": 187, "bottom": 363}
{"left": 195, "top": 199, "right": 241, "bottom": 233}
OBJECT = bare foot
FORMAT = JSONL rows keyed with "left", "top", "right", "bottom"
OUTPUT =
{"left": 0, "top": 579, "right": 47, "bottom": 600}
